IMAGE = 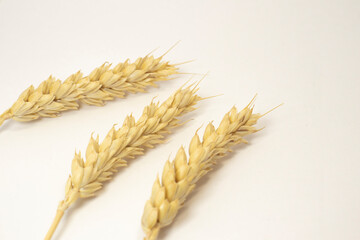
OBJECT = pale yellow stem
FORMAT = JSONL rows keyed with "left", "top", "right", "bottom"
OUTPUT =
{"left": 0, "top": 110, "right": 11, "bottom": 127}
{"left": 44, "top": 204, "right": 65, "bottom": 240}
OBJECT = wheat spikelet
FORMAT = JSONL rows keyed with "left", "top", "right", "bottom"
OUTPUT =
{"left": 141, "top": 98, "right": 265, "bottom": 240}
{"left": 0, "top": 53, "right": 178, "bottom": 127}
{"left": 44, "top": 82, "right": 203, "bottom": 240}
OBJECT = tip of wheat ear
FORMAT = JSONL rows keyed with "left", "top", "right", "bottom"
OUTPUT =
{"left": 0, "top": 54, "right": 180, "bottom": 128}
{"left": 45, "top": 82, "right": 204, "bottom": 240}
{"left": 141, "top": 99, "right": 267, "bottom": 240}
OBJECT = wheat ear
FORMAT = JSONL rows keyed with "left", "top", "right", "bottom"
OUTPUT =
{"left": 141, "top": 98, "right": 264, "bottom": 240}
{"left": 0, "top": 54, "right": 178, "bottom": 127}
{"left": 45, "top": 83, "right": 203, "bottom": 240}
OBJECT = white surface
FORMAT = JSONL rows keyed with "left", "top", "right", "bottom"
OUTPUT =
{"left": 0, "top": 0, "right": 359, "bottom": 239}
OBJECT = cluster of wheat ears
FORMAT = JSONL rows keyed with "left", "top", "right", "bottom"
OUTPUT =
{"left": 0, "top": 46, "right": 278, "bottom": 240}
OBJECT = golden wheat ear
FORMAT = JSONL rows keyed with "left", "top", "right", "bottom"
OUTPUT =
{"left": 141, "top": 99, "right": 275, "bottom": 240}
{"left": 0, "top": 51, "right": 180, "bottom": 128}
{"left": 44, "top": 81, "right": 206, "bottom": 240}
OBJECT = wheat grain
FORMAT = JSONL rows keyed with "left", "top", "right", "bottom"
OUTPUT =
{"left": 141, "top": 98, "right": 265, "bottom": 240}
{"left": 0, "top": 53, "right": 178, "bottom": 127}
{"left": 44, "top": 82, "right": 203, "bottom": 240}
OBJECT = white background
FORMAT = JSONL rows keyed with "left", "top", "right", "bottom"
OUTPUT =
{"left": 0, "top": 0, "right": 359, "bottom": 239}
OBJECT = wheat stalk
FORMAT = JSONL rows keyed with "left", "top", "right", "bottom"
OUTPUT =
{"left": 0, "top": 53, "right": 179, "bottom": 127}
{"left": 44, "top": 82, "right": 203, "bottom": 240}
{"left": 141, "top": 98, "right": 271, "bottom": 240}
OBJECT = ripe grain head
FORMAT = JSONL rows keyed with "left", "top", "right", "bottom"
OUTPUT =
{"left": 45, "top": 82, "right": 204, "bottom": 240}
{"left": 141, "top": 99, "right": 264, "bottom": 240}
{"left": 0, "top": 54, "right": 178, "bottom": 127}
